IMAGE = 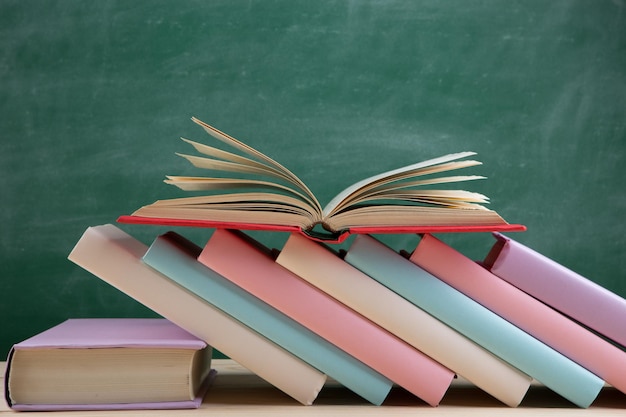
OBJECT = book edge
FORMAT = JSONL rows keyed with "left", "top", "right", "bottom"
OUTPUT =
{"left": 117, "top": 215, "right": 526, "bottom": 243}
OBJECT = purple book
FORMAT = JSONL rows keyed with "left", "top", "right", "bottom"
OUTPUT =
{"left": 5, "top": 318, "right": 215, "bottom": 411}
{"left": 484, "top": 233, "right": 626, "bottom": 349}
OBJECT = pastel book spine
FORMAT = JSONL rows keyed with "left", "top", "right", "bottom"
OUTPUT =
{"left": 484, "top": 232, "right": 626, "bottom": 349}
{"left": 275, "top": 233, "right": 532, "bottom": 407}
{"left": 5, "top": 318, "right": 214, "bottom": 411}
{"left": 412, "top": 233, "right": 626, "bottom": 396}
{"left": 67, "top": 225, "right": 326, "bottom": 406}
{"left": 344, "top": 234, "right": 604, "bottom": 409}
{"left": 142, "top": 231, "right": 393, "bottom": 406}
{"left": 198, "top": 229, "right": 454, "bottom": 407}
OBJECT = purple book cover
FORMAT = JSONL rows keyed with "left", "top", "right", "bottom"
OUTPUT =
{"left": 484, "top": 233, "right": 626, "bottom": 349}
{"left": 12, "top": 318, "right": 207, "bottom": 350}
{"left": 5, "top": 318, "right": 214, "bottom": 410}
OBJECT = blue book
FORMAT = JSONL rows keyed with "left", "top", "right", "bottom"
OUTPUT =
{"left": 142, "top": 232, "right": 393, "bottom": 405}
{"left": 344, "top": 235, "right": 604, "bottom": 408}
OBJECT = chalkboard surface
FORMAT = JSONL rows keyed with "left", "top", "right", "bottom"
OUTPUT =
{"left": 1, "top": 0, "right": 625, "bottom": 358}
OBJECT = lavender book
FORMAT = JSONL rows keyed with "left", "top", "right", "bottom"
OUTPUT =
{"left": 4, "top": 318, "right": 214, "bottom": 411}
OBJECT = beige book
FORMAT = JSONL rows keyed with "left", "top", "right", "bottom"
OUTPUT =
{"left": 68, "top": 225, "right": 326, "bottom": 405}
{"left": 276, "top": 233, "right": 533, "bottom": 407}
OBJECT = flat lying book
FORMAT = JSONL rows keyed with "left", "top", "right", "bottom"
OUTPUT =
{"left": 118, "top": 117, "right": 525, "bottom": 242}
{"left": 484, "top": 232, "right": 626, "bottom": 349}
{"left": 4, "top": 318, "right": 215, "bottom": 411}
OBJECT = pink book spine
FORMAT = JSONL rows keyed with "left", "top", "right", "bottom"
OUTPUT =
{"left": 410, "top": 234, "right": 626, "bottom": 396}
{"left": 198, "top": 229, "right": 454, "bottom": 406}
{"left": 485, "top": 232, "right": 626, "bottom": 349}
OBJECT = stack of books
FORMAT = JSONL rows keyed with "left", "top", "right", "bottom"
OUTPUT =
{"left": 7, "top": 119, "right": 625, "bottom": 409}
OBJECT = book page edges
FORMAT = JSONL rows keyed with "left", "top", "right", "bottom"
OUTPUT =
{"left": 8, "top": 369, "right": 216, "bottom": 411}
{"left": 5, "top": 347, "right": 216, "bottom": 411}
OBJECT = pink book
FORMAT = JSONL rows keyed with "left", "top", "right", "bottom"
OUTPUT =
{"left": 410, "top": 234, "right": 626, "bottom": 396}
{"left": 198, "top": 229, "right": 455, "bottom": 406}
{"left": 484, "top": 232, "right": 626, "bottom": 349}
{"left": 5, "top": 318, "right": 215, "bottom": 411}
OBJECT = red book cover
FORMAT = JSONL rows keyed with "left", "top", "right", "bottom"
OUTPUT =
{"left": 117, "top": 214, "right": 526, "bottom": 243}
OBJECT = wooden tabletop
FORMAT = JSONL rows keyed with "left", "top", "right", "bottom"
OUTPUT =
{"left": 2, "top": 359, "right": 624, "bottom": 415}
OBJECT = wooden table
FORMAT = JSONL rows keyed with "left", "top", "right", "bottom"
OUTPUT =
{"left": 2, "top": 359, "right": 624, "bottom": 415}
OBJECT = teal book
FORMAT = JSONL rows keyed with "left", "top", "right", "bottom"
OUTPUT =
{"left": 344, "top": 235, "right": 604, "bottom": 408}
{"left": 142, "top": 232, "right": 393, "bottom": 405}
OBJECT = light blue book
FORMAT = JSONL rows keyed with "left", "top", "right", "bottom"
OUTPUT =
{"left": 142, "top": 232, "right": 393, "bottom": 405}
{"left": 344, "top": 235, "right": 604, "bottom": 408}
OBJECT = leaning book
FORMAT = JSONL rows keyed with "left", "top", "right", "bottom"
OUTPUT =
{"left": 118, "top": 117, "right": 524, "bottom": 242}
{"left": 4, "top": 318, "right": 215, "bottom": 411}
{"left": 68, "top": 224, "right": 326, "bottom": 405}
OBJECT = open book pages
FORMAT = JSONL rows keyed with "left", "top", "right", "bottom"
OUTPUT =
{"left": 125, "top": 118, "right": 520, "bottom": 241}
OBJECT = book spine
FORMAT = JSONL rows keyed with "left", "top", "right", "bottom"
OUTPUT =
{"left": 276, "top": 233, "right": 532, "bottom": 407}
{"left": 485, "top": 232, "right": 626, "bottom": 349}
{"left": 344, "top": 235, "right": 604, "bottom": 408}
{"left": 67, "top": 225, "right": 326, "bottom": 406}
{"left": 4, "top": 348, "right": 16, "bottom": 408}
{"left": 142, "top": 231, "right": 393, "bottom": 406}
{"left": 412, "top": 233, "right": 626, "bottom": 396}
{"left": 198, "top": 229, "right": 454, "bottom": 407}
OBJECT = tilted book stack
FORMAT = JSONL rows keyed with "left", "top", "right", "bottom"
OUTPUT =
{"left": 53, "top": 118, "right": 625, "bottom": 409}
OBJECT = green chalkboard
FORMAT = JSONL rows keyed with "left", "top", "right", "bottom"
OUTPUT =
{"left": 1, "top": 0, "right": 625, "bottom": 359}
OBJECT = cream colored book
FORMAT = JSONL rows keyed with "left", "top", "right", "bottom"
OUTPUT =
{"left": 68, "top": 225, "right": 326, "bottom": 406}
{"left": 276, "top": 233, "right": 533, "bottom": 407}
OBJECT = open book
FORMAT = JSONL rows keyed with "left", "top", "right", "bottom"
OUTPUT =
{"left": 118, "top": 118, "right": 524, "bottom": 242}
